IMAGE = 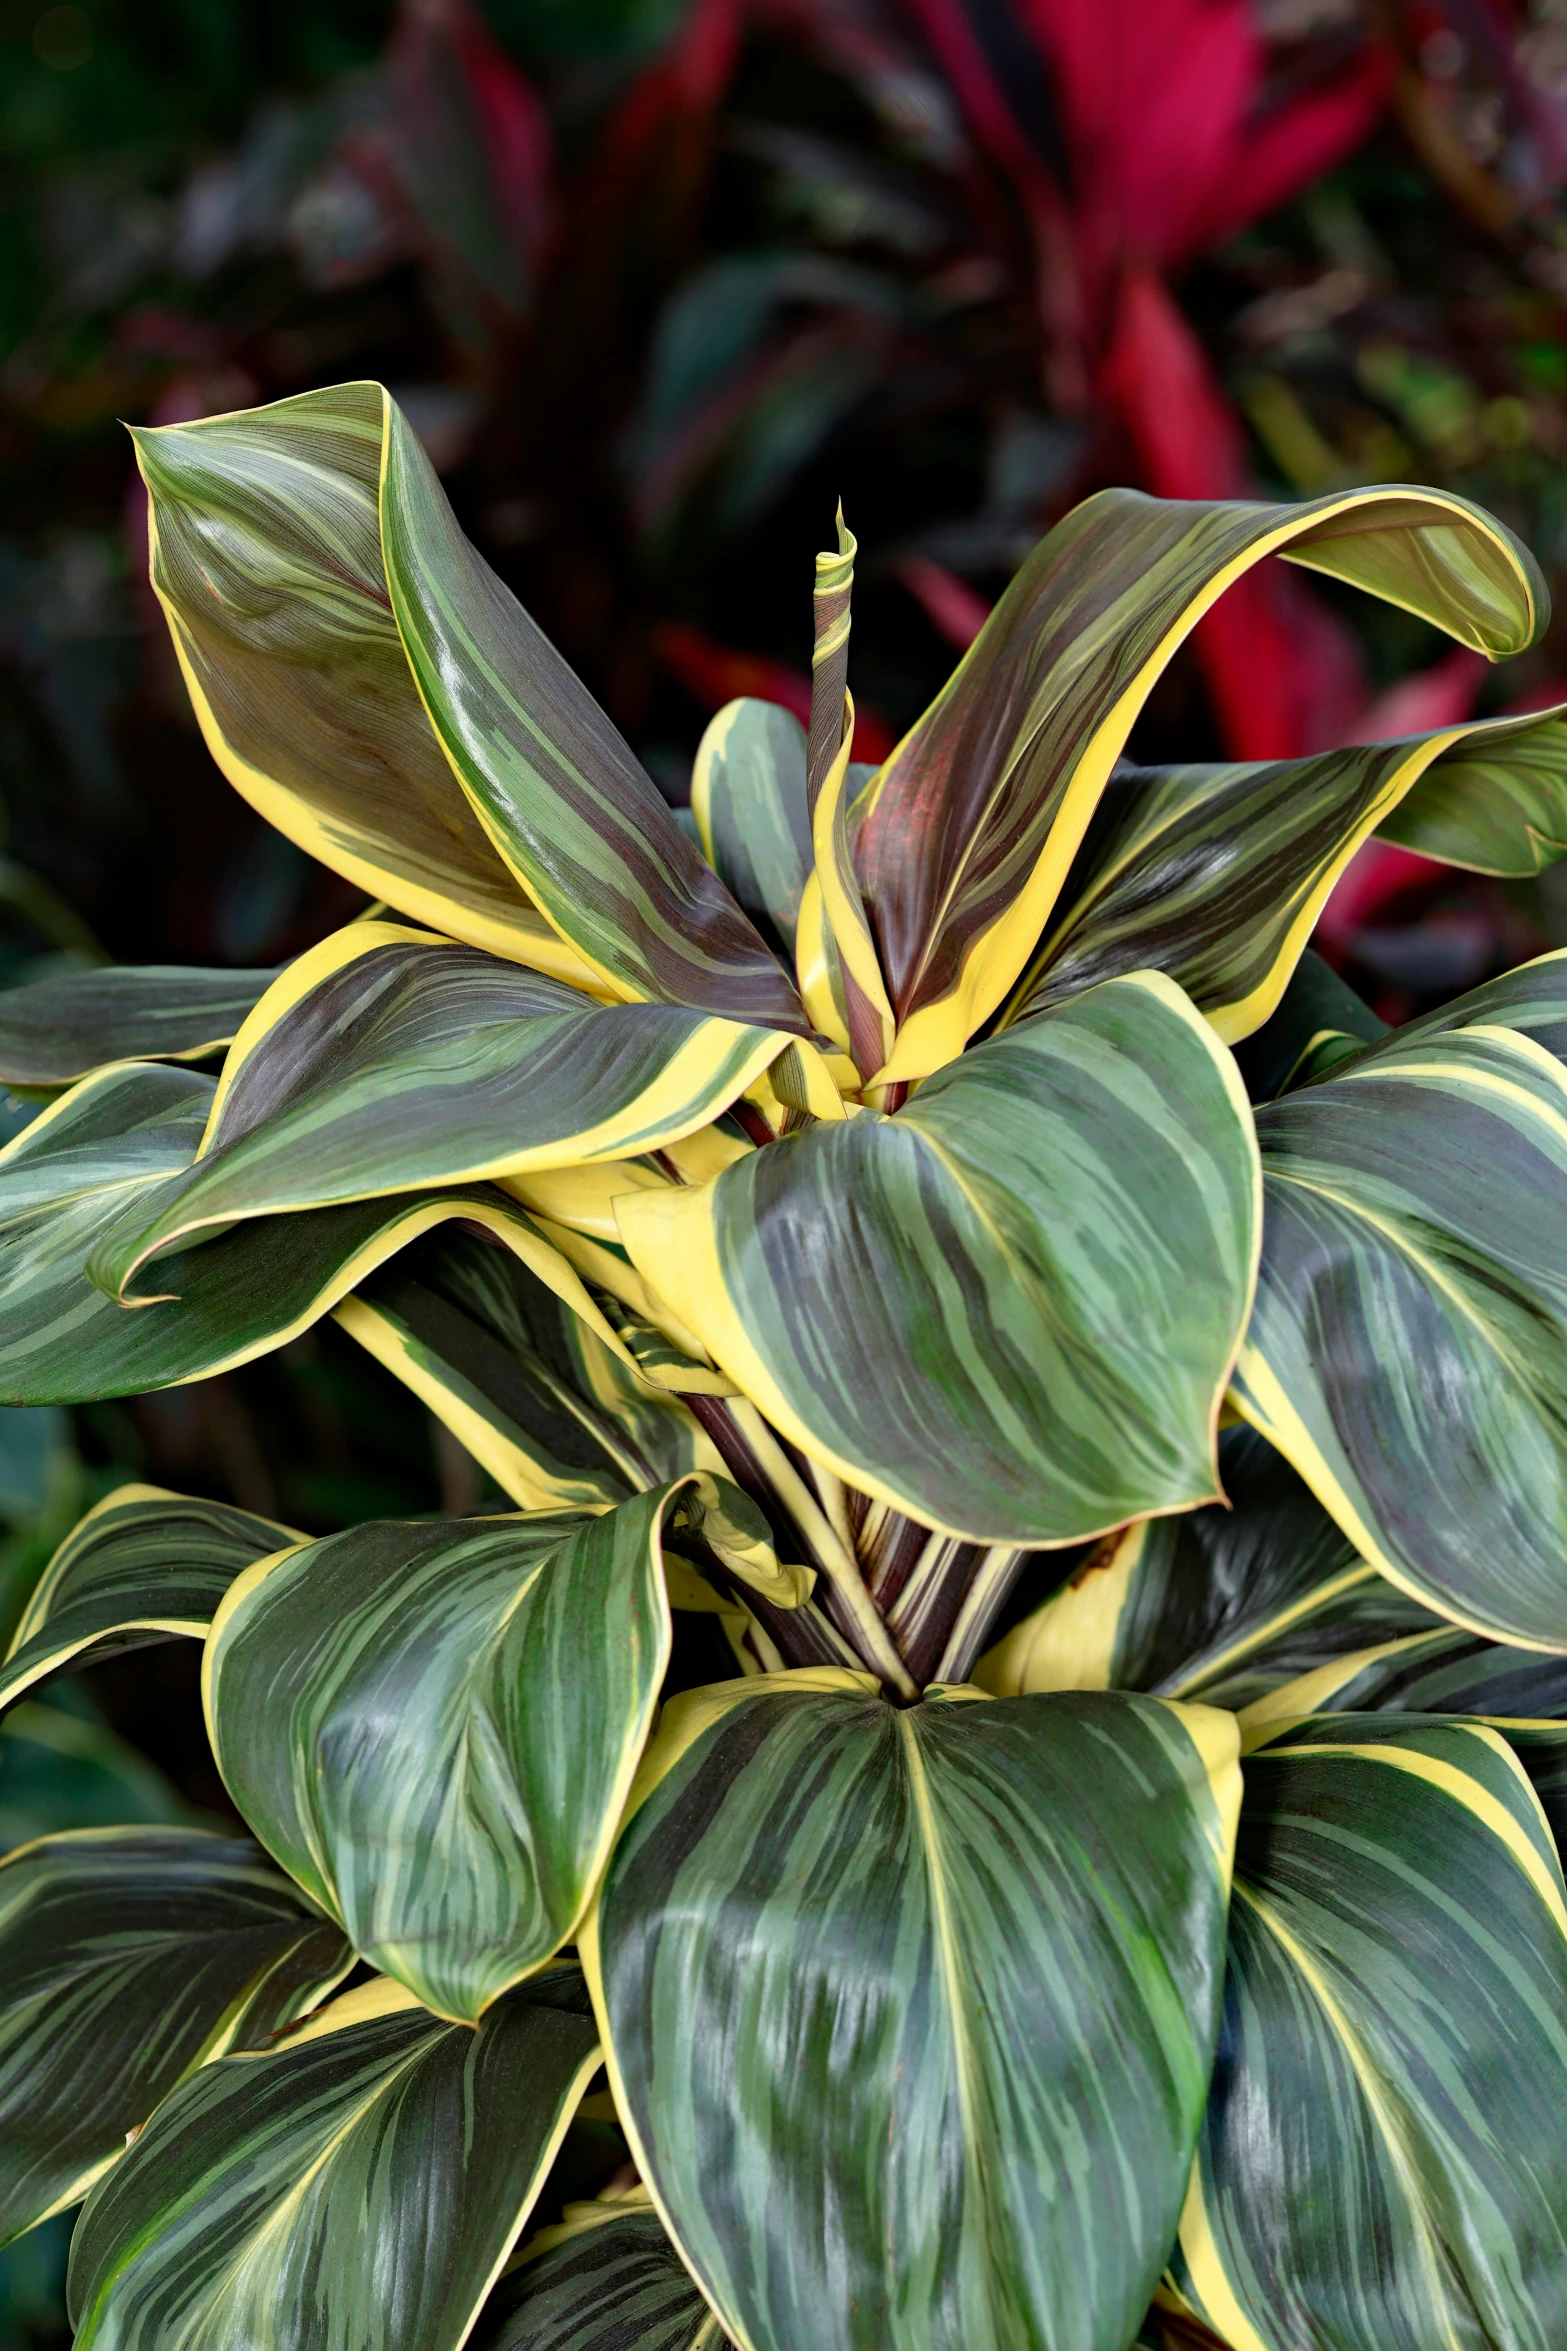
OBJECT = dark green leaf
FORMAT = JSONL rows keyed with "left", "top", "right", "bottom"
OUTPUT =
{"left": 476, "top": 2200, "right": 723, "bottom": 2350}
{"left": 0, "top": 968, "right": 278, "bottom": 1089}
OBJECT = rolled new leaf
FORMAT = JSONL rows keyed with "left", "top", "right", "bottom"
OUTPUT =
{"left": 68, "top": 1970, "right": 602, "bottom": 2351}
{"left": 1175, "top": 1717, "right": 1567, "bottom": 2350}
{"left": 204, "top": 1489, "right": 685, "bottom": 2021}
{"left": 619, "top": 971, "right": 1259, "bottom": 1545}
{"left": 0, "top": 1828, "right": 351, "bottom": 2245}
{"left": 856, "top": 483, "right": 1546, "bottom": 1081}
{"left": 583, "top": 1673, "right": 1240, "bottom": 2351}
{"left": 475, "top": 2199, "right": 720, "bottom": 2350}
{"left": 0, "top": 1485, "right": 296, "bottom": 1716}
{"left": 0, "top": 966, "right": 278, "bottom": 1088}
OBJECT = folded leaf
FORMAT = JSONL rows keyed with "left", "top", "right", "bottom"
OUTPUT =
{"left": 205, "top": 1490, "right": 685, "bottom": 2020}
{"left": 584, "top": 1673, "right": 1240, "bottom": 2351}
{"left": 0, "top": 1485, "right": 296, "bottom": 1716}
{"left": 976, "top": 1426, "right": 1440, "bottom": 1710}
{"left": 855, "top": 484, "right": 1546, "bottom": 1081}
{"left": 0, "top": 967, "right": 277, "bottom": 1088}
{"left": 1175, "top": 1717, "right": 1567, "bottom": 2351}
{"left": 1378, "top": 703, "right": 1567, "bottom": 873}
{"left": 619, "top": 971, "right": 1259, "bottom": 1544}
{"left": 691, "top": 698, "right": 812, "bottom": 955}
{"left": 0, "top": 1828, "right": 350, "bottom": 2247}
{"left": 1232, "top": 1003, "right": 1567, "bottom": 1647}
{"left": 92, "top": 926, "right": 808, "bottom": 1295}
{"left": 474, "top": 2201, "right": 720, "bottom": 2351}
{"left": 68, "top": 1970, "right": 602, "bottom": 2351}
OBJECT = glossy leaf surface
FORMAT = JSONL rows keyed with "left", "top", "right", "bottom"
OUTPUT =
{"left": 587, "top": 1673, "right": 1240, "bottom": 2351}
{"left": 620, "top": 972, "right": 1259, "bottom": 1543}
{"left": 0, "top": 968, "right": 277, "bottom": 1089}
{"left": 1379, "top": 705, "right": 1567, "bottom": 872}
{"left": 476, "top": 2202, "right": 721, "bottom": 2351}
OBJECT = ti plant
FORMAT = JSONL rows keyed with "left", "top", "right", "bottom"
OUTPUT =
{"left": 5, "top": 386, "right": 1567, "bottom": 2350}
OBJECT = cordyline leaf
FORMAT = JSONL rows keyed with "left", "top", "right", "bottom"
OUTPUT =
{"left": 474, "top": 2199, "right": 722, "bottom": 2350}
{"left": 1378, "top": 705, "right": 1567, "bottom": 872}
{"left": 1239, "top": 1629, "right": 1567, "bottom": 1732}
{"left": 204, "top": 1489, "right": 686, "bottom": 2022}
{"left": 0, "top": 966, "right": 278, "bottom": 1089}
{"left": 1230, "top": 949, "right": 1388, "bottom": 1104}
{"left": 89, "top": 925, "right": 827, "bottom": 1301}
{"left": 691, "top": 698, "right": 813, "bottom": 957}
{"left": 0, "top": 1828, "right": 351, "bottom": 2248}
{"left": 1174, "top": 1717, "right": 1567, "bottom": 2351}
{"left": 583, "top": 1672, "right": 1240, "bottom": 2351}
{"left": 1003, "top": 699, "right": 1567, "bottom": 1041}
{"left": 0, "top": 1485, "right": 295, "bottom": 1717}
{"left": 976, "top": 1426, "right": 1441, "bottom": 1712}
{"left": 854, "top": 483, "right": 1546, "bottom": 1082}
{"left": 1231, "top": 964, "right": 1567, "bottom": 1649}
{"left": 68, "top": 1970, "right": 601, "bottom": 2351}
{"left": 619, "top": 971, "right": 1259, "bottom": 1545}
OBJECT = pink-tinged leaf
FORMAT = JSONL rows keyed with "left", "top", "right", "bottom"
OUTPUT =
{"left": 1192, "top": 45, "right": 1395, "bottom": 253}
{"left": 654, "top": 624, "right": 897, "bottom": 764}
{"left": 434, "top": 0, "right": 554, "bottom": 279}
{"left": 895, "top": 555, "right": 992, "bottom": 651}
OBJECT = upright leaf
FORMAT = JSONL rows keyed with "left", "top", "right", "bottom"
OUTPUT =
{"left": 691, "top": 699, "right": 812, "bottom": 955}
{"left": 0, "top": 968, "right": 278, "bottom": 1089}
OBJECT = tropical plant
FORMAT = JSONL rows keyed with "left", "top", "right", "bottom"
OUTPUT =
{"left": 6, "top": 380, "right": 1567, "bottom": 2347}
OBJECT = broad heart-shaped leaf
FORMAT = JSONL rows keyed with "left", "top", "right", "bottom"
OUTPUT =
{"left": 854, "top": 483, "right": 1545, "bottom": 1082}
{"left": 583, "top": 1673, "right": 1241, "bottom": 2351}
{"left": 1174, "top": 1716, "right": 1567, "bottom": 2351}
{"left": 338, "top": 1227, "right": 719, "bottom": 1513}
{"left": 0, "top": 966, "right": 278, "bottom": 1088}
{"left": 67, "top": 1969, "right": 602, "bottom": 2351}
{"left": 92, "top": 924, "right": 826, "bottom": 1298}
{"left": 475, "top": 2200, "right": 722, "bottom": 2350}
{"left": 976, "top": 1426, "right": 1441, "bottom": 1712}
{"left": 1002, "top": 701, "right": 1567, "bottom": 1043}
{"left": 0, "top": 1484, "right": 295, "bottom": 1716}
{"left": 619, "top": 971, "right": 1260, "bottom": 1545}
{"left": 1231, "top": 991, "right": 1567, "bottom": 1648}
{"left": 0, "top": 1827, "right": 350, "bottom": 2247}
{"left": 691, "top": 698, "right": 812, "bottom": 957}
{"left": 205, "top": 1488, "right": 683, "bottom": 2022}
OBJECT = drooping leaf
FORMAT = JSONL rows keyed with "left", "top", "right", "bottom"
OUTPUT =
{"left": 68, "top": 1970, "right": 602, "bottom": 2351}
{"left": 1231, "top": 990, "right": 1567, "bottom": 1647}
{"left": 690, "top": 698, "right": 812, "bottom": 956}
{"left": 619, "top": 971, "right": 1259, "bottom": 1544}
{"left": 0, "top": 967, "right": 278, "bottom": 1089}
{"left": 475, "top": 2198, "right": 722, "bottom": 2350}
{"left": 0, "top": 1485, "right": 296, "bottom": 1716}
{"left": 1230, "top": 948, "right": 1387, "bottom": 1104}
{"left": 976, "top": 1426, "right": 1440, "bottom": 1711}
{"left": 584, "top": 1673, "right": 1240, "bottom": 2351}
{"left": 205, "top": 1489, "right": 683, "bottom": 2021}
{"left": 1378, "top": 704, "right": 1567, "bottom": 872}
{"left": 854, "top": 483, "right": 1546, "bottom": 1081}
{"left": 1174, "top": 1716, "right": 1567, "bottom": 2351}
{"left": 0, "top": 1827, "right": 351, "bottom": 2246}
{"left": 91, "top": 926, "right": 823, "bottom": 1297}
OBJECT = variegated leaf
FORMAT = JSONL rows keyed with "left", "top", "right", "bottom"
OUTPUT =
{"left": 0, "top": 967, "right": 277, "bottom": 1088}
{"left": 690, "top": 699, "right": 812, "bottom": 957}
{"left": 1230, "top": 949, "right": 1388, "bottom": 1104}
{"left": 0, "top": 1828, "right": 350, "bottom": 2246}
{"left": 475, "top": 2198, "right": 723, "bottom": 2350}
{"left": 1379, "top": 705, "right": 1567, "bottom": 872}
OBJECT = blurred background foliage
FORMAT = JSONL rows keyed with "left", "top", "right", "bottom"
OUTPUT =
{"left": 5, "top": 0, "right": 1567, "bottom": 2336}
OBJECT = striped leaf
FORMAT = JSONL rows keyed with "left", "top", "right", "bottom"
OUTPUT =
{"left": 90, "top": 926, "right": 814, "bottom": 1296}
{"left": 339, "top": 1228, "right": 718, "bottom": 1513}
{"left": 584, "top": 1673, "right": 1240, "bottom": 2351}
{"left": 855, "top": 484, "right": 1545, "bottom": 1082}
{"left": 0, "top": 1827, "right": 350, "bottom": 2247}
{"left": 1232, "top": 990, "right": 1567, "bottom": 1647}
{"left": 1231, "top": 949, "right": 1388, "bottom": 1104}
{"left": 0, "top": 967, "right": 277, "bottom": 1089}
{"left": 619, "top": 971, "right": 1259, "bottom": 1544}
{"left": 1379, "top": 704, "right": 1567, "bottom": 872}
{"left": 976, "top": 1427, "right": 1441, "bottom": 1712}
{"left": 67, "top": 1969, "right": 602, "bottom": 2351}
{"left": 1004, "top": 701, "right": 1567, "bottom": 1043}
{"left": 1174, "top": 1716, "right": 1567, "bottom": 2351}
{"left": 691, "top": 699, "right": 812, "bottom": 956}
{"left": 476, "top": 2201, "right": 723, "bottom": 2350}
{"left": 1240, "top": 1626, "right": 1567, "bottom": 1731}
{"left": 204, "top": 1488, "right": 685, "bottom": 2021}
{"left": 0, "top": 1485, "right": 295, "bottom": 1717}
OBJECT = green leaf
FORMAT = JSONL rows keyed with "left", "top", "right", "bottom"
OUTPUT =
{"left": 1240, "top": 1624, "right": 1567, "bottom": 1732}
{"left": 856, "top": 484, "right": 1546, "bottom": 1083}
{"left": 1230, "top": 949, "right": 1388, "bottom": 1104}
{"left": 1231, "top": 987, "right": 1567, "bottom": 1647}
{"left": 92, "top": 925, "right": 821, "bottom": 1298}
{"left": 690, "top": 698, "right": 812, "bottom": 956}
{"left": 976, "top": 1427, "right": 1441, "bottom": 1711}
{"left": 0, "top": 1827, "right": 351, "bottom": 2246}
{"left": 1174, "top": 1716, "right": 1567, "bottom": 2351}
{"left": 1378, "top": 703, "right": 1567, "bottom": 873}
{"left": 205, "top": 1489, "right": 684, "bottom": 2021}
{"left": 584, "top": 1673, "right": 1240, "bottom": 2351}
{"left": 0, "top": 1486, "right": 296, "bottom": 1717}
{"left": 338, "top": 1227, "right": 719, "bottom": 1512}
{"left": 620, "top": 971, "right": 1260, "bottom": 1544}
{"left": 68, "top": 1969, "right": 602, "bottom": 2351}
{"left": 0, "top": 967, "right": 279, "bottom": 1088}
{"left": 475, "top": 2199, "right": 723, "bottom": 2350}
{"left": 0, "top": 1704, "right": 187, "bottom": 1855}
